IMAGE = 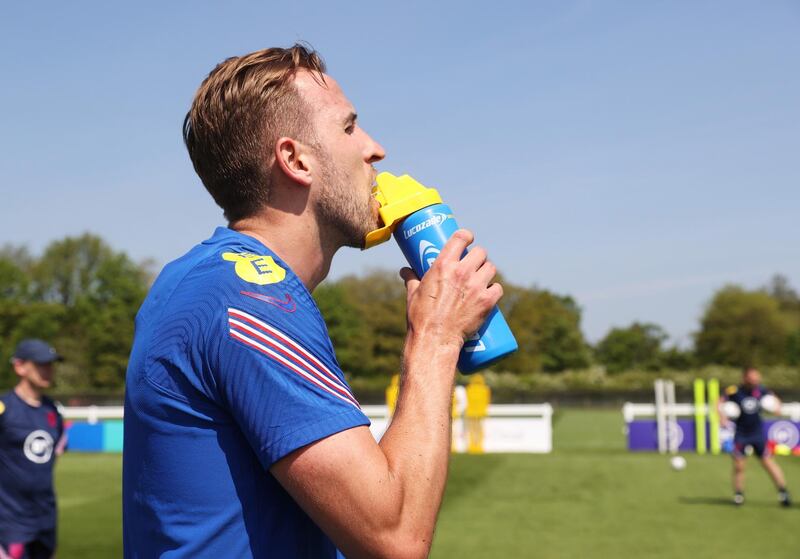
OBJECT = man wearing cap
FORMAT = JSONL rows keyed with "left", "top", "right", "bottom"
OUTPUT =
{"left": 0, "top": 339, "right": 67, "bottom": 559}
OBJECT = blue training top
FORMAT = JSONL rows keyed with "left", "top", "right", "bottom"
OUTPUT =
{"left": 0, "top": 391, "right": 64, "bottom": 541}
{"left": 727, "top": 384, "right": 771, "bottom": 437}
{"left": 123, "top": 227, "right": 370, "bottom": 558}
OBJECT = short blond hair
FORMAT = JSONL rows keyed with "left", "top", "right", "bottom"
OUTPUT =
{"left": 183, "top": 44, "right": 326, "bottom": 222}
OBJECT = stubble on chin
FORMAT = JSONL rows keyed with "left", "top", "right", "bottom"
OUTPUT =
{"left": 316, "top": 170, "right": 375, "bottom": 249}
{"left": 368, "top": 193, "right": 382, "bottom": 227}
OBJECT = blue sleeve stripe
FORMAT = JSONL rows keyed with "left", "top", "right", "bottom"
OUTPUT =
{"left": 227, "top": 308, "right": 360, "bottom": 409}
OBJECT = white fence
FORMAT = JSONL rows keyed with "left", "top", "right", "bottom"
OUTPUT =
{"left": 622, "top": 402, "right": 800, "bottom": 423}
{"left": 365, "top": 404, "right": 554, "bottom": 453}
{"left": 61, "top": 405, "right": 125, "bottom": 424}
{"left": 62, "top": 403, "right": 554, "bottom": 453}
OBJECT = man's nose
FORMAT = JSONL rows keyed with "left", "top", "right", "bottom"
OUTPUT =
{"left": 365, "top": 133, "right": 386, "bottom": 164}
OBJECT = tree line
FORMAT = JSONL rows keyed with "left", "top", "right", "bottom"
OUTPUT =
{"left": 1, "top": 234, "right": 798, "bottom": 393}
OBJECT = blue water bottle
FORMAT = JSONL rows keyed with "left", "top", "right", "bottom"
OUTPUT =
{"left": 364, "top": 173, "right": 518, "bottom": 373}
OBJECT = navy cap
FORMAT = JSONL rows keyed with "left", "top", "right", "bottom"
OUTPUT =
{"left": 12, "top": 339, "right": 63, "bottom": 364}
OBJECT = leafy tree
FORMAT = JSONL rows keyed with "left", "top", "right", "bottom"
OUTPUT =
{"left": 313, "top": 282, "right": 372, "bottom": 377}
{"left": 0, "top": 257, "right": 30, "bottom": 302}
{"left": 766, "top": 274, "right": 800, "bottom": 365}
{"left": 32, "top": 234, "right": 113, "bottom": 306}
{"left": 74, "top": 252, "right": 149, "bottom": 389}
{"left": 695, "top": 285, "right": 787, "bottom": 366}
{"left": 499, "top": 287, "right": 541, "bottom": 373}
{"left": 595, "top": 322, "right": 667, "bottom": 373}
{"left": 315, "top": 272, "right": 593, "bottom": 377}
{"left": 314, "top": 271, "right": 408, "bottom": 377}
{"left": 340, "top": 272, "right": 408, "bottom": 377}
{"left": 766, "top": 274, "right": 800, "bottom": 313}
{"left": 0, "top": 235, "right": 148, "bottom": 392}
{"left": 787, "top": 330, "right": 800, "bottom": 366}
{"left": 502, "top": 286, "right": 590, "bottom": 373}
{"left": 660, "top": 345, "right": 695, "bottom": 370}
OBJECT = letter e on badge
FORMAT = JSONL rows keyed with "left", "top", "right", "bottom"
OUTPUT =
{"left": 222, "top": 252, "right": 286, "bottom": 285}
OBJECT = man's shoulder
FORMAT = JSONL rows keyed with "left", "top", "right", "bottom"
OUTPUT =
{"left": 39, "top": 396, "right": 61, "bottom": 414}
{"left": 152, "top": 230, "right": 298, "bottom": 307}
{"left": 143, "top": 230, "right": 324, "bottom": 349}
{"left": 0, "top": 390, "right": 19, "bottom": 411}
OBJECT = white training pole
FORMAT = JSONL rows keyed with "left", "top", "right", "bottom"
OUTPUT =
{"left": 665, "top": 380, "right": 677, "bottom": 454}
{"left": 655, "top": 379, "right": 666, "bottom": 454}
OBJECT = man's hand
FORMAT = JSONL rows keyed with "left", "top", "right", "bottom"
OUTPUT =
{"left": 400, "top": 229, "right": 503, "bottom": 349}
{"left": 272, "top": 230, "right": 504, "bottom": 558}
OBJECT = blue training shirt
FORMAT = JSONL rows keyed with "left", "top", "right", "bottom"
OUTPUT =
{"left": 123, "top": 227, "right": 370, "bottom": 558}
{"left": 727, "top": 384, "right": 771, "bottom": 438}
{"left": 0, "top": 391, "right": 64, "bottom": 541}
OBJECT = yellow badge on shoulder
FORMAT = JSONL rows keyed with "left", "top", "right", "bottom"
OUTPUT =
{"left": 726, "top": 385, "right": 738, "bottom": 395}
{"left": 222, "top": 252, "right": 286, "bottom": 285}
{"left": 0, "top": 401, "right": 5, "bottom": 415}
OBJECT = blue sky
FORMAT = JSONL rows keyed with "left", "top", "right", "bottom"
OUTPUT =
{"left": 2, "top": 1, "right": 798, "bottom": 346}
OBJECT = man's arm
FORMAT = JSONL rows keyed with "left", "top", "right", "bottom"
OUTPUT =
{"left": 55, "top": 411, "right": 68, "bottom": 457}
{"left": 271, "top": 230, "right": 501, "bottom": 559}
{"left": 718, "top": 395, "right": 734, "bottom": 429}
{"left": 767, "top": 389, "right": 783, "bottom": 415}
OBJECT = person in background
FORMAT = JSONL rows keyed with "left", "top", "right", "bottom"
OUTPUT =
{"left": 466, "top": 374, "right": 491, "bottom": 454}
{"left": 719, "top": 366, "right": 790, "bottom": 507}
{"left": 0, "top": 339, "right": 67, "bottom": 559}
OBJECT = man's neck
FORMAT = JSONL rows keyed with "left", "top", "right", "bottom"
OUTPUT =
{"left": 15, "top": 381, "right": 42, "bottom": 407}
{"left": 232, "top": 209, "right": 341, "bottom": 292}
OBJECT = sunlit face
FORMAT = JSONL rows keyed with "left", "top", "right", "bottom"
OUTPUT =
{"left": 743, "top": 368, "right": 761, "bottom": 387}
{"left": 13, "top": 359, "right": 54, "bottom": 390}
{"left": 294, "top": 71, "right": 386, "bottom": 247}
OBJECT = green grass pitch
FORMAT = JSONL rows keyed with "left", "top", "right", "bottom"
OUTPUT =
{"left": 55, "top": 410, "right": 800, "bottom": 558}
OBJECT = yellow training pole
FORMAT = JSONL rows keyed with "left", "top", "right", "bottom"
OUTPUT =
{"left": 694, "top": 378, "right": 707, "bottom": 455}
{"left": 707, "top": 379, "right": 721, "bottom": 455}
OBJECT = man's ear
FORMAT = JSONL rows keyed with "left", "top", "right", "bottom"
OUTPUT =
{"left": 275, "top": 137, "right": 313, "bottom": 188}
{"left": 11, "top": 359, "right": 25, "bottom": 377}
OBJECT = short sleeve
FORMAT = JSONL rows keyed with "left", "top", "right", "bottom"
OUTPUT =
{"left": 212, "top": 306, "right": 369, "bottom": 468}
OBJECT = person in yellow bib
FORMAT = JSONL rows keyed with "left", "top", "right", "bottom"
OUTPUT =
{"left": 466, "top": 375, "right": 491, "bottom": 453}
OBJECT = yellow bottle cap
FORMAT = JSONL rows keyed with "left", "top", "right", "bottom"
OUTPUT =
{"left": 363, "top": 172, "right": 442, "bottom": 249}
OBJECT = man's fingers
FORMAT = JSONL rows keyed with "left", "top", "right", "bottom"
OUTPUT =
{"left": 437, "top": 229, "right": 473, "bottom": 263}
{"left": 474, "top": 258, "right": 497, "bottom": 286}
{"left": 486, "top": 282, "right": 504, "bottom": 305}
{"left": 399, "top": 267, "right": 420, "bottom": 296}
{"left": 460, "top": 246, "right": 487, "bottom": 272}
